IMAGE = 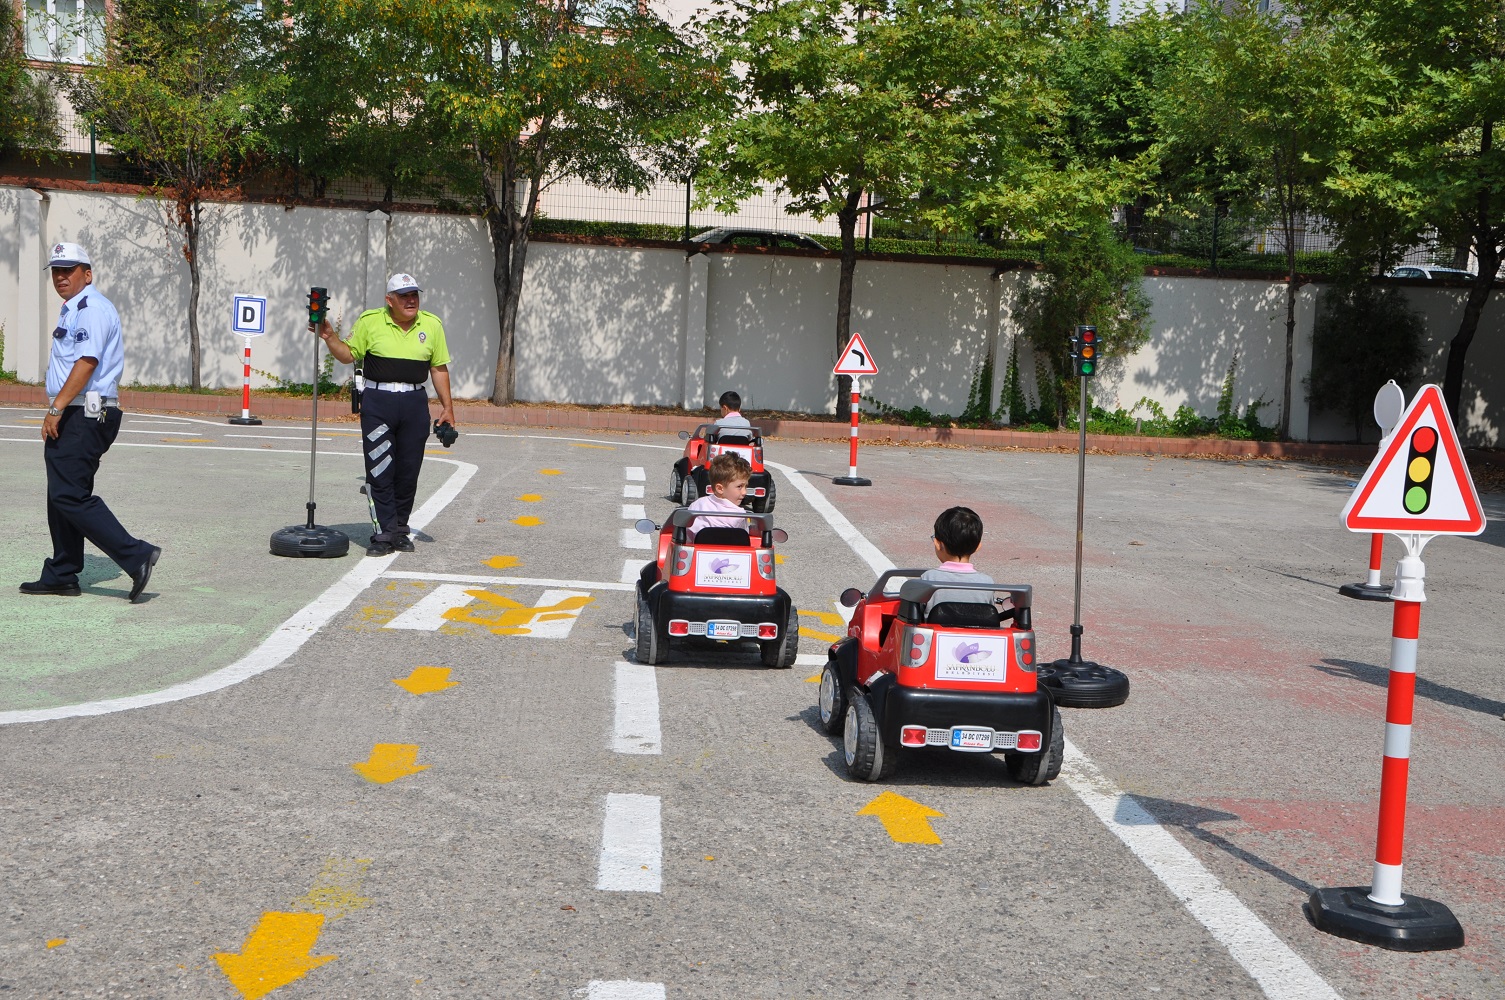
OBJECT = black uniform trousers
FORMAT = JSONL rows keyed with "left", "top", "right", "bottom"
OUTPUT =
{"left": 40, "top": 407, "right": 154, "bottom": 586}
{"left": 360, "top": 387, "right": 430, "bottom": 541}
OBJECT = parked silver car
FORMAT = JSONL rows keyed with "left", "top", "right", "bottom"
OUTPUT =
{"left": 689, "top": 227, "right": 828, "bottom": 251}
{"left": 1387, "top": 265, "right": 1476, "bottom": 281}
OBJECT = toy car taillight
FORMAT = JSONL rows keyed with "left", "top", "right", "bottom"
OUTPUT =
{"left": 757, "top": 622, "right": 778, "bottom": 639}
{"left": 900, "top": 626, "right": 933, "bottom": 667}
{"left": 757, "top": 551, "right": 774, "bottom": 580}
{"left": 1016, "top": 731, "right": 1042, "bottom": 752}
{"left": 900, "top": 725, "right": 927, "bottom": 747}
{"left": 668, "top": 620, "right": 691, "bottom": 636}
{"left": 672, "top": 545, "right": 692, "bottom": 577}
{"left": 1013, "top": 631, "right": 1036, "bottom": 672}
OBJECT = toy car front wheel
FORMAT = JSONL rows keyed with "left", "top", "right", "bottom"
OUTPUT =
{"left": 680, "top": 472, "right": 701, "bottom": 506}
{"left": 669, "top": 463, "right": 686, "bottom": 505}
{"left": 1006, "top": 706, "right": 1064, "bottom": 785}
{"left": 843, "top": 690, "right": 897, "bottom": 782}
{"left": 759, "top": 605, "right": 799, "bottom": 668}
{"left": 635, "top": 594, "right": 667, "bottom": 665}
{"left": 817, "top": 660, "right": 845, "bottom": 735}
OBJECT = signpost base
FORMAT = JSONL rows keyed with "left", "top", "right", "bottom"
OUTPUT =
{"left": 229, "top": 415, "right": 263, "bottom": 426}
{"left": 270, "top": 522, "right": 349, "bottom": 559}
{"left": 1306, "top": 887, "right": 1463, "bottom": 952}
{"left": 833, "top": 476, "right": 871, "bottom": 487}
{"left": 1338, "top": 581, "right": 1392, "bottom": 601}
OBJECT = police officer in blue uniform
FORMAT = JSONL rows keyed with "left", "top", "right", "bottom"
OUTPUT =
{"left": 21, "top": 243, "right": 160, "bottom": 601}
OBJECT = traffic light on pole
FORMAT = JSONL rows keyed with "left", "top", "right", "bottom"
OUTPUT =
{"left": 308, "top": 286, "right": 328, "bottom": 325}
{"left": 1073, "top": 324, "right": 1098, "bottom": 378}
{"left": 1402, "top": 425, "right": 1438, "bottom": 515}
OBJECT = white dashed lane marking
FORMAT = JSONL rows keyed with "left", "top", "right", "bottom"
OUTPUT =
{"left": 596, "top": 793, "right": 662, "bottom": 893}
{"left": 584, "top": 982, "right": 666, "bottom": 1000}
{"left": 612, "top": 662, "right": 661, "bottom": 755}
{"left": 624, "top": 467, "right": 645, "bottom": 481}
{"left": 622, "top": 484, "right": 644, "bottom": 498}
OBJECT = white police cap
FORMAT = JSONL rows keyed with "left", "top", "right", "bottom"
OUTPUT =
{"left": 386, "top": 273, "right": 422, "bottom": 294}
{"left": 48, "top": 242, "right": 91, "bottom": 269}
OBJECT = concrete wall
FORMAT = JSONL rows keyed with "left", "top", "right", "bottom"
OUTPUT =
{"left": 4, "top": 184, "right": 1502, "bottom": 444}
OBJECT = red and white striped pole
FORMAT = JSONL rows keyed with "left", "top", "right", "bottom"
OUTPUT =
{"left": 1340, "top": 532, "right": 1392, "bottom": 600}
{"left": 228, "top": 336, "right": 262, "bottom": 425}
{"left": 1370, "top": 552, "right": 1424, "bottom": 905}
{"left": 833, "top": 378, "right": 871, "bottom": 486}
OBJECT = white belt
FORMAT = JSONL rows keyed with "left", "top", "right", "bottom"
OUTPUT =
{"left": 369, "top": 382, "right": 421, "bottom": 392}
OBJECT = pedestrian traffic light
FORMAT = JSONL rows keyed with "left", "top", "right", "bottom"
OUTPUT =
{"left": 308, "top": 286, "right": 328, "bottom": 325}
{"left": 1073, "top": 325, "right": 1098, "bottom": 378}
{"left": 1402, "top": 425, "right": 1438, "bottom": 515}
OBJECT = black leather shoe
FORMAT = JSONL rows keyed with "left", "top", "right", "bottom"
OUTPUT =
{"left": 367, "top": 540, "right": 395, "bottom": 557}
{"left": 20, "top": 580, "right": 81, "bottom": 597}
{"left": 129, "top": 546, "right": 161, "bottom": 603}
{"left": 391, "top": 535, "right": 415, "bottom": 552}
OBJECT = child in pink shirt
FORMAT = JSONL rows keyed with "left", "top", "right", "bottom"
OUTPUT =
{"left": 920, "top": 506, "right": 995, "bottom": 610}
{"left": 688, "top": 452, "right": 754, "bottom": 537}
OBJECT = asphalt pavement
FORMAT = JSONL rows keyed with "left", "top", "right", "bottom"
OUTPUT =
{"left": 1, "top": 406, "right": 1502, "bottom": 999}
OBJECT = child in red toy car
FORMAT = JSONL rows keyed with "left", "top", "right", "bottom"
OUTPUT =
{"left": 921, "top": 506, "right": 995, "bottom": 611}
{"left": 714, "top": 389, "right": 751, "bottom": 428}
{"left": 687, "top": 453, "right": 755, "bottom": 539}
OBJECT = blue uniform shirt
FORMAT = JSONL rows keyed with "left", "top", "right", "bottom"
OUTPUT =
{"left": 47, "top": 285, "right": 124, "bottom": 398}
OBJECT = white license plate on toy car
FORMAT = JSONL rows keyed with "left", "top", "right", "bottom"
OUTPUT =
{"left": 707, "top": 620, "right": 741, "bottom": 639}
{"left": 950, "top": 727, "right": 994, "bottom": 751}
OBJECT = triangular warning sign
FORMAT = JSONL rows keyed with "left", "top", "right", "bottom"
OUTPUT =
{"left": 1342, "top": 384, "right": 1485, "bottom": 536}
{"left": 833, "top": 332, "right": 879, "bottom": 376}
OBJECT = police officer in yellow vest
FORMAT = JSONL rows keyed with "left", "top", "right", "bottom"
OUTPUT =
{"left": 312, "top": 272, "right": 455, "bottom": 555}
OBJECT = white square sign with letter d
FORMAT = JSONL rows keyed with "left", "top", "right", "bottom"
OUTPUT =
{"left": 232, "top": 294, "right": 267, "bottom": 337}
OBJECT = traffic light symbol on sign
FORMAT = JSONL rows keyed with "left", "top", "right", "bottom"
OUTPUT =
{"left": 1402, "top": 426, "right": 1437, "bottom": 515}
{"left": 308, "top": 286, "right": 328, "bottom": 325}
{"left": 1073, "top": 325, "right": 1098, "bottom": 378}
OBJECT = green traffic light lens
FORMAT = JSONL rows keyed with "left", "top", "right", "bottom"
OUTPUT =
{"left": 1081, "top": 361, "right": 1094, "bottom": 375}
{"left": 1404, "top": 485, "right": 1429, "bottom": 513}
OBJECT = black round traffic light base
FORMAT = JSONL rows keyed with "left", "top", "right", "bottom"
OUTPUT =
{"left": 833, "top": 476, "right": 872, "bottom": 487}
{"left": 228, "top": 416, "right": 263, "bottom": 426}
{"left": 1040, "top": 658, "right": 1130, "bottom": 709}
{"left": 270, "top": 524, "right": 350, "bottom": 559}
{"left": 1339, "top": 581, "right": 1393, "bottom": 602}
{"left": 1306, "top": 887, "right": 1464, "bottom": 952}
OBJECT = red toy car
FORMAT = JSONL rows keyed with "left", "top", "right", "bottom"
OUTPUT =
{"left": 670, "top": 424, "right": 777, "bottom": 512}
{"left": 634, "top": 509, "right": 797, "bottom": 667}
{"left": 820, "top": 572, "right": 1063, "bottom": 784}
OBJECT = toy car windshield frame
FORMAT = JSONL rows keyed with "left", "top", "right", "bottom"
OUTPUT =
{"left": 665, "top": 507, "right": 774, "bottom": 531}
{"left": 692, "top": 423, "right": 763, "bottom": 444}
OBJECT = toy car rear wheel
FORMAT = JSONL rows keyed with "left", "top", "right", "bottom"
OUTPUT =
{"left": 817, "top": 660, "right": 845, "bottom": 735}
{"left": 759, "top": 605, "right": 799, "bottom": 668}
{"left": 669, "top": 463, "right": 686, "bottom": 505}
{"left": 680, "top": 472, "right": 701, "bottom": 506}
{"left": 1037, "top": 662, "right": 1130, "bottom": 709}
{"left": 843, "top": 690, "right": 897, "bottom": 782}
{"left": 1006, "top": 706, "right": 1063, "bottom": 785}
{"left": 635, "top": 593, "right": 667, "bottom": 665}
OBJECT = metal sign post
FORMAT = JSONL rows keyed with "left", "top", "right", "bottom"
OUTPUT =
{"left": 1309, "top": 384, "right": 1485, "bottom": 951}
{"left": 228, "top": 294, "right": 267, "bottom": 425}
{"left": 833, "top": 332, "right": 878, "bottom": 487}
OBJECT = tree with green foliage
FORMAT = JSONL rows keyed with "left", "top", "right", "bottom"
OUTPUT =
{"left": 1304, "top": 0, "right": 1505, "bottom": 432}
{"left": 364, "top": 0, "right": 722, "bottom": 406}
{"left": 0, "top": 0, "right": 60, "bottom": 159}
{"left": 698, "top": 0, "right": 1058, "bottom": 417}
{"left": 71, "top": 0, "right": 278, "bottom": 390}
{"left": 1306, "top": 282, "right": 1426, "bottom": 442}
{"left": 1155, "top": 1, "right": 1347, "bottom": 439}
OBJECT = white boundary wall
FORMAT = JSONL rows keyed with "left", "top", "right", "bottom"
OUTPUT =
{"left": 3, "top": 185, "right": 1501, "bottom": 445}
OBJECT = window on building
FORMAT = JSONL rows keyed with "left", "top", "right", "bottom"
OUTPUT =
{"left": 24, "top": 0, "right": 107, "bottom": 64}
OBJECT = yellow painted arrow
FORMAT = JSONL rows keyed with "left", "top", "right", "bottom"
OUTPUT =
{"left": 213, "top": 912, "right": 335, "bottom": 1000}
{"left": 352, "top": 743, "right": 429, "bottom": 784}
{"left": 857, "top": 790, "right": 945, "bottom": 844}
{"left": 392, "top": 666, "right": 458, "bottom": 695}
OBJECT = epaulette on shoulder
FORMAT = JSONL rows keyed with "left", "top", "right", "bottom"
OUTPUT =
{"left": 357, "top": 308, "right": 386, "bottom": 321}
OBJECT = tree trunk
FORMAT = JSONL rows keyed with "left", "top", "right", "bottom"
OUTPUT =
{"left": 1442, "top": 121, "right": 1499, "bottom": 433}
{"left": 1278, "top": 153, "right": 1296, "bottom": 441}
{"left": 184, "top": 197, "right": 202, "bottom": 392}
{"left": 481, "top": 155, "right": 516, "bottom": 407}
{"left": 834, "top": 187, "right": 862, "bottom": 419}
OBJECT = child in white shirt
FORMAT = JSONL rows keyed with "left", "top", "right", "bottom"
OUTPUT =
{"left": 688, "top": 452, "right": 754, "bottom": 538}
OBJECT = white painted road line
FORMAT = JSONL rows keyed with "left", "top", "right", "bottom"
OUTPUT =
{"left": 620, "top": 560, "right": 641, "bottom": 584}
{"left": 0, "top": 458, "right": 477, "bottom": 725}
{"left": 384, "top": 571, "right": 635, "bottom": 592}
{"left": 384, "top": 584, "right": 479, "bottom": 630}
{"left": 777, "top": 459, "right": 1344, "bottom": 1000}
{"left": 623, "top": 484, "right": 644, "bottom": 499}
{"left": 1060, "top": 742, "right": 1341, "bottom": 1000}
{"left": 585, "top": 982, "right": 666, "bottom": 1000}
{"left": 612, "top": 662, "right": 661, "bottom": 755}
{"left": 625, "top": 467, "right": 646, "bottom": 481}
{"left": 794, "top": 654, "right": 827, "bottom": 667}
{"left": 620, "top": 527, "right": 652, "bottom": 550}
{"left": 621, "top": 504, "right": 647, "bottom": 521}
{"left": 597, "top": 793, "right": 662, "bottom": 892}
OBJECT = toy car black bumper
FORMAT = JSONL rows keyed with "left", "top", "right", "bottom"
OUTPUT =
{"left": 875, "top": 683, "right": 1055, "bottom": 750}
{"left": 642, "top": 582, "right": 791, "bottom": 634}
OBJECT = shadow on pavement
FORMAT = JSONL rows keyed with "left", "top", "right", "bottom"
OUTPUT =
{"left": 1134, "top": 795, "right": 1317, "bottom": 895}
{"left": 1313, "top": 657, "right": 1505, "bottom": 719}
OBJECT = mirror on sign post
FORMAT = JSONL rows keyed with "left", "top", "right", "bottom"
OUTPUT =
{"left": 1373, "top": 380, "right": 1405, "bottom": 439}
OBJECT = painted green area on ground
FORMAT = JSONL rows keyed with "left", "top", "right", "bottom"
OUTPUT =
{"left": 0, "top": 434, "right": 442, "bottom": 711}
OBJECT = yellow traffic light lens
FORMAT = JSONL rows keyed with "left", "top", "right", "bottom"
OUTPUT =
{"left": 1081, "top": 346, "right": 1095, "bottom": 359}
{"left": 1408, "top": 456, "right": 1431, "bottom": 481}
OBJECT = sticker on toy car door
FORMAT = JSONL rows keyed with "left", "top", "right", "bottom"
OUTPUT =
{"left": 695, "top": 551, "right": 752, "bottom": 588}
{"left": 935, "top": 637, "right": 1007, "bottom": 682}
